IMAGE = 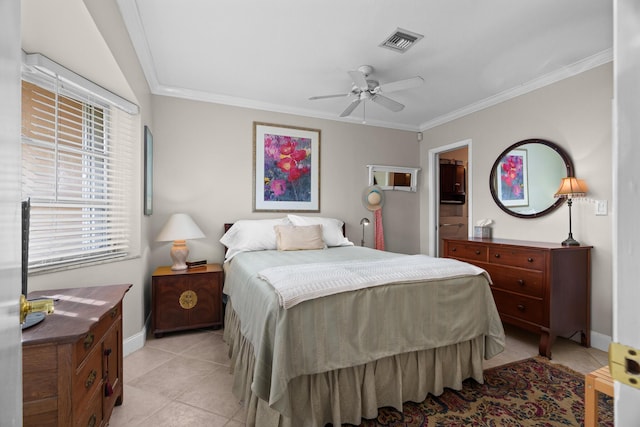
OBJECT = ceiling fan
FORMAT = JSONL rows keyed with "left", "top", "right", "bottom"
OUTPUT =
{"left": 309, "top": 65, "right": 424, "bottom": 118}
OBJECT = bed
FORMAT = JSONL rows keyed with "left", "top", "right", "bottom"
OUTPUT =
{"left": 220, "top": 216, "right": 505, "bottom": 427}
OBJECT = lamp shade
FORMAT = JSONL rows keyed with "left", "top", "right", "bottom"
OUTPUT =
{"left": 156, "top": 213, "right": 205, "bottom": 242}
{"left": 554, "top": 177, "right": 588, "bottom": 198}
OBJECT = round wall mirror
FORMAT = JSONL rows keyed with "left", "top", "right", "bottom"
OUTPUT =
{"left": 489, "top": 139, "right": 573, "bottom": 218}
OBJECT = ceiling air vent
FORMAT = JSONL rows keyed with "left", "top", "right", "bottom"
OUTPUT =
{"left": 379, "top": 28, "right": 424, "bottom": 53}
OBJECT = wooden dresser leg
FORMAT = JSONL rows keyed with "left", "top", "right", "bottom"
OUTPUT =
{"left": 581, "top": 330, "right": 591, "bottom": 348}
{"left": 539, "top": 330, "right": 555, "bottom": 359}
{"left": 584, "top": 373, "right": 597, "bottom": 427}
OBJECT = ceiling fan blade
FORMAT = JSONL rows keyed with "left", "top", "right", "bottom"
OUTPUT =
{"left": 348, "top": 70, "right": 369, "bottom": 90}
{"left": 379, "top": 76, "right": 424, "bottom": 93}
{"left": 371, "top": 94, "right": 404, "bottom": 112}
{"left": 309, "top": 93, "right": 350, "bottom": 100}
{"left": 339, "top": 99, "right": 362, "bottom": 117}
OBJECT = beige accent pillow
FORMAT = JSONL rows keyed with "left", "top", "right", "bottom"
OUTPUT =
{"left": 275, "top": 224, "right": 325, "bottom": 251}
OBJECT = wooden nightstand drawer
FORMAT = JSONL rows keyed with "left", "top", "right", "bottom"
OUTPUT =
{"left": 484, "top": 265, "right": 544, "bottom": 298}
{"left": 152, "top": 264, "right": 224, "bottom": 337}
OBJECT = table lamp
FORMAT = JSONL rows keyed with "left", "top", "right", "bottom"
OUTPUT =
{"left": 554, "top": 177, "right": 588, "bottom": 246}
{"left": 157, "top": 213, "right": 205, "bottom": 270}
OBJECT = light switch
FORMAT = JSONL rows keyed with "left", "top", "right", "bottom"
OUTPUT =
{"left": 595, "top": 200, "right": 608, "bottom": 216}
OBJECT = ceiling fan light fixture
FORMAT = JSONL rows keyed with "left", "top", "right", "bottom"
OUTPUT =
{"left": 379, "top": 28, "right": 424, "bottom": 53}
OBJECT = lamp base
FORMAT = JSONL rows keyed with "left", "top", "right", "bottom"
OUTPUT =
{"left": 170, "top": 240, "right": 189, "bottom": 270}
{"left": 561, "top": 235, "right": 580, "bottom": 246}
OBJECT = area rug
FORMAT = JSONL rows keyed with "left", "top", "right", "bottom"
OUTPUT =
{"left": 351, "top": 357, "right": 613, "bottom": 427}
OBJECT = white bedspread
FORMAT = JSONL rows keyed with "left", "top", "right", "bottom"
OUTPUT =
{"left": 258, "top": 254, "right": 490, "bottom": 309}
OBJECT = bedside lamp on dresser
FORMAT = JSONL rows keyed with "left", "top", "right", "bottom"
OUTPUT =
{"left": 554, "top": 176, "right": 588, "bottom": 246}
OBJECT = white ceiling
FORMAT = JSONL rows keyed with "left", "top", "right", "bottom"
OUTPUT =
{"left": 117, "top": 0, "right": 612, "bottom": 131}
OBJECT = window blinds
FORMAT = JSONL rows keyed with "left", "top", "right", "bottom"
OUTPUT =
{"left": 21, "top": 57, "right": 138, "bottom": 272}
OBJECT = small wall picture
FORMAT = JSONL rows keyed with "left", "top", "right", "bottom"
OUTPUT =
{"left": 497, "top": 149, "right": 529, "bottom": 207}
{"left": 253, "top": 122, "right": 320, "bottom": 212}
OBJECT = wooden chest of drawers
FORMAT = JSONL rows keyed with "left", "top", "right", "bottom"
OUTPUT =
{"left": 152, "top": 264, "right": 224, "bottom": 338}
{"left": 22, "top": 284, "right": 131, "bottom": 426}
{"left": 443, "top": 238, "right": 591, "bottom": 358}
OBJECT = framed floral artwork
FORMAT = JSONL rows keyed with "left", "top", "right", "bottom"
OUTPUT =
{"left": 253, "top": 122, "right": 321, "bottom": 212}
{"left": 497, "top": 149, "right": 529, "bottom": 207}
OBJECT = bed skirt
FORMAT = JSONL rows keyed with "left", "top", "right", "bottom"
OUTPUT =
{"left": 224, "top": 302, "right": 487, "bottom": 427}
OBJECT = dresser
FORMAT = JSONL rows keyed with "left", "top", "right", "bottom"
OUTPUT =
{"left": 152, "top": 264, "right": 224, "bottom": 337}
{"left": 22, "top": 284, "right": 131, "bottom": 427}
{"left": 443, "top": 238, "right": 591, "bottom": 358}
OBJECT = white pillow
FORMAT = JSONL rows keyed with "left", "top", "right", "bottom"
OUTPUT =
{"left": 220, "top": 218, "right": 290, "bottom": 261}
{"left": 275, "top": 225, "right": 326, "bottom": 251}
{"left": 287, "top": 215, "right": 353, "bottom": 247}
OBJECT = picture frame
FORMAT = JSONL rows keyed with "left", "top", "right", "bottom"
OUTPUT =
{"left": 253, "top": 122, "right": 321, "bottom": 212}
{"left": 143, "top": 125, "right": 153, "bottom": 216}
{"left": 497, "top": 148, "right": 529, "bottom": 207}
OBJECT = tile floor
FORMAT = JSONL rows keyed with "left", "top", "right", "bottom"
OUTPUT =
{"left": 109, "top": 325, "right": 609, "bottom": 426}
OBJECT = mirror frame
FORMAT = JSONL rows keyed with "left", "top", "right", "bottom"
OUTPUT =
{"left": 367, "top": 164, "right": 420, "bottom": 192}
{"left": 489, "top": 138, "right": 574, "bottom": 219}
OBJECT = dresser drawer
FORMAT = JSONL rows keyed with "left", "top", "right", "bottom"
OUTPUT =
{"left": 74, "top": 303, "right": 120, "bottom": 367}
{"left": 74, "top": 386, "right": 103, "bottom": 427}
{"left": 445, "top": 242, "right": 488, "bottom": 263}
{"left": 491, "top": 289, "right": 544, "bottom": 325}
{"left": 73, "top": 346, "right": 103, "bottom": 411}
{"left": 485, "top": 265, "right": 544, "bottom": 298}
{"left": 488, "top": 247, "right": 545, "bottom": 270}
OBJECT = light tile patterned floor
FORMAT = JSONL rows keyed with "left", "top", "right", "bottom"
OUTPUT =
{"left": 109, "top": 325, "right": 608, "bottom": 426}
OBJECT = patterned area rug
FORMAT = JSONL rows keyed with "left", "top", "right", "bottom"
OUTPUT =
{"left": 352, "top": 357, "right": 613, "bottom": 427}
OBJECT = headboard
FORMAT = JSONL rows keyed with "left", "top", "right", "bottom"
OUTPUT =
{"left": 223, "top": 222, "right": 346, "bottom": 235}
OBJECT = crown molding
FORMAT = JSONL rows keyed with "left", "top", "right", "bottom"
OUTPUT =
{"left": 419, "top": 48, "right": 613, "bottom": 131}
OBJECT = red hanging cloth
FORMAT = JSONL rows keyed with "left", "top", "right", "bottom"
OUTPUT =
{"left": 374, "top": 209, "right": 384, "bottom": 251}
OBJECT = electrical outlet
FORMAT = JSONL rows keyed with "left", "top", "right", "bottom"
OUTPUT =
{"left": 595, "top": 200, "right": 608, "bottom": 216}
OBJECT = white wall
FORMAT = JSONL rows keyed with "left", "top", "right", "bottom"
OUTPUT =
{"left": 419, "top": 63, "right": 613, "bottom": 341}
{"left": 149, "top": 96, "right": 421, "bottom": 268}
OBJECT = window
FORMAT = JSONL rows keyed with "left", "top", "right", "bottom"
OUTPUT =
{"left": 21, "top": 53, "right": 139, "bottom": 272}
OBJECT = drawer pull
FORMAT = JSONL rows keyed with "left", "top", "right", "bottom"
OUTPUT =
{"left": 527, "top": 257, "right": 534, "bottom": 263}
{"left": 517, "top": 279, "right": 525, "bottom": 286}
{"left": 451, "top": 248, "right": 457, "bottom": 252}
{"left": 85, "top": 369, "right": 97, "bottom": 389}
{"left": 110, "top": 307, "right": 118, "bottom": 318}
{"left": 517, "top": 304, "right": 525, "bottom": 311}
{"left": 494, "top": 253, "right": 501, "bottom": 258}
{"left": 475, "top": 250, "right": 481, "bottom": 255}
{"left": 83, "top": 333, "right": 94, "bottom": 349}
{"left": 87, "top": 414, "right": 96, "bottom": 427}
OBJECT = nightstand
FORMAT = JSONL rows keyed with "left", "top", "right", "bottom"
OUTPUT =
{"left": 152, "top": 264, "right": 223, "bottom": 338}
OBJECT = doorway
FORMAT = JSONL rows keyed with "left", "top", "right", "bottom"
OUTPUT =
{"left": 428, "top": 139, "right": 472, "bottom": 257}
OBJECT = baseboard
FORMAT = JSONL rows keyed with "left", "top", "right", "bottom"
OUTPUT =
{"left": 591, "top": 330, "right": 611, "bottom": 353}
{"left": 122, "top": 313, "right": 151, "bottom": 357}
